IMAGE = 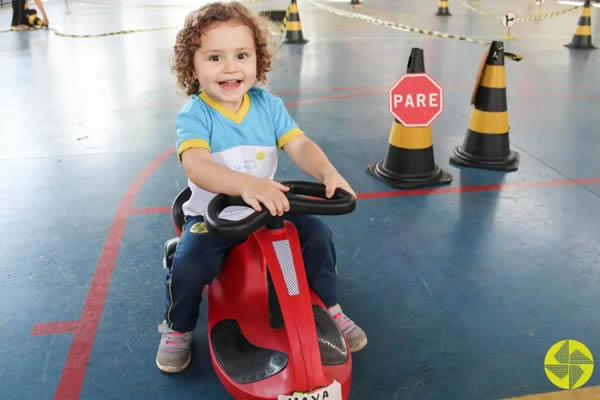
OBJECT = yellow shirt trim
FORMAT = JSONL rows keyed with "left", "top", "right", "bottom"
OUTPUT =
{"left": 277, "top": 128, "right": 304, "bottom": 149}
{"left": 199, "top": 91, "right": 250, "bottom": 124}
{"left": 178, "top": 139, "right": 210, "bottom": 161}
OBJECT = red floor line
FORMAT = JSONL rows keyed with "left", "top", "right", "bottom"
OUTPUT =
{"left": 285, "top": 91, "right": 387, "bottom": 108}
{"left": 31, "top": 321, "right": 80, "bottom": 336}
{"left": 272, "top": 85, "right": 388, "bottom": 96}
{"left": 130, "top": 206, "right": 171, "bottom": 215}
{"left": 128, "top": 178, "right": 600, "bottom": 216}
{"left": 47, "top": 147, "right": 176, "bottom": 400}
{"left": 282, "top": 89, "right": 600, "bottom": 111}
{"left": 140, "top": 84, "right": 598, "bottom": 111}
{"left": 357, "top": 178, "right": 600, "bottom": 199}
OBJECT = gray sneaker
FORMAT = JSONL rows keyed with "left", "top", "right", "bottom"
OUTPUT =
{"left": 328, "top": 304, "right": 368, "bottom": 353}
{"left": 156, "top": 321, "right": 192, "bottom": 373}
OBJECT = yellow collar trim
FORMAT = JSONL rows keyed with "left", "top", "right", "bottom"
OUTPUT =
{"left": 199, "top": 91, "right": 250, "bottom": 124}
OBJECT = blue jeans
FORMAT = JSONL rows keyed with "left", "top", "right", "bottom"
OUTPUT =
{"left": 165, "top": 214, "right": 338, "bottom": 332}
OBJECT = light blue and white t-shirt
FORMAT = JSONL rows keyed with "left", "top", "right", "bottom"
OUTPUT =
{"left": 176, "top": 86, "right": 304, "bottom": 219}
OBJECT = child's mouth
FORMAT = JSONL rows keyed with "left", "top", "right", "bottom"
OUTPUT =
{"left": 219, "top": 79, "right": 242, "bottom": 90}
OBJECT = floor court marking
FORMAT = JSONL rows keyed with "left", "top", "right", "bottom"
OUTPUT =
{"left": 30, "top": 147, "right": 175, "bottom": 399}
{"left": 28, "top": 91, "right": 600, "bottom": 399}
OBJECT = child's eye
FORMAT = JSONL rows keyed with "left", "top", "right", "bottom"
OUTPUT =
{"left": 237, "top": 53, "right": 249, "bottom": 60}
{"left": 209, "top": 55, "right": 220, "bottom": 62}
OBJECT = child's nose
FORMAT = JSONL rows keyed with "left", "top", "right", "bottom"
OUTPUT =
{"left": 223, "top": 58, "right": 238, "bottom": 72}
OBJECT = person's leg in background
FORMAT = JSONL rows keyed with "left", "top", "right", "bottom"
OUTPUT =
{"left": 11, "top": 0, "right": 28, "bottom": 29}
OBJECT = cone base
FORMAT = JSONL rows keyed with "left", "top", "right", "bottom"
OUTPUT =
{"left": 450, "top": 146, "right": 519, "bottom": 171}
{"left": 367, "top": 162, "right": 452, "bottom": 189}
{"left": 564, "top": 43, "right": 597, "bottom": 50}
{"left": 565, "top": 34, "right": 596, "bottom": 49}
{"left": 284, "top": 38, "right": 309, "bottom": 44}
{"left": 436, "top": 11, "right": 452, "bottom": 16}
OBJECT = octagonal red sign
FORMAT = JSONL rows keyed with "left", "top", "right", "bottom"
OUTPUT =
{"left": 389, "top": 73, "right": 443, "bottom": 127}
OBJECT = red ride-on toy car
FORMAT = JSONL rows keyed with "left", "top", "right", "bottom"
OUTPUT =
{"left": 163, "top": 181, "right": 355, "bottom": 400}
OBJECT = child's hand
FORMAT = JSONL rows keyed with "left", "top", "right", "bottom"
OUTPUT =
{"left": 323, "top": 171, "right": 357, "bottom": 199}
{"left": 241, "top": 177, "right": 290, "bottom": 216}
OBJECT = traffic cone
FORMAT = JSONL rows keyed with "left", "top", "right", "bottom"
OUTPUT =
{"left": 258, "top": 10, "right": 288, "bottom": 23}
{"left": 450, "top": 41, "right": 519, "bottom": 171}
{"left": 281, "top": 7, "right": 289, "bottom": 34}
{"left": 284, "top": 0, "right": 308, "bottom": 44}
{"left": 436, "top": 0, "right": 451, "bottom": 16}
{"left": 367, "top": 48, "right": 452, "bottom": 189}
{"left": 565, "top": 0, "right": 596, "bottom": 49}
{"left": 24, "top": 4, "right": 44, "bottom": 27}
{"left": 351, "top": 0, "right": 363, "bottom": 8}
{"left": 27, "top": 12, "right": 44, "bottom": 27}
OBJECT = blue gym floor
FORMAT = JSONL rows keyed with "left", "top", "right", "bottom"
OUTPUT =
{"left": 1, "top": 0, "right": 600, "bottom": 399}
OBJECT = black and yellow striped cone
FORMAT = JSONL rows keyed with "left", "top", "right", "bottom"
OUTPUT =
{"left": 367, "top": 48, "right": 452, "bottom": 189}
{"left": 258, "top": 10, "right": 288, "bottom": 23}
{"left": 284, "top": 0, "right": 308, "bottom": 44}
{"left": 281, "top": 7, "right": 289, "bottom": 34}
{"left": 436, "top": 0, "right": 451, "bottom": 16}
{"left": 565, "top": 0, "right": 596, "bottom": 49}
{"left": 24, "top": 5, "right": 44, "bottom": 27}
{"left": 450, "top": 41, "right": 519, "bottom": 171}
{"left": 351, "top": 0, "right": 363, "bottom": 8}
{"left": 27, "top": 13, "right": 44, "bottom": 27}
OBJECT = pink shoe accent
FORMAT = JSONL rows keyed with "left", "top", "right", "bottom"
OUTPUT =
{"left": 166, "top": 331, "right": 186, "bottom": 345}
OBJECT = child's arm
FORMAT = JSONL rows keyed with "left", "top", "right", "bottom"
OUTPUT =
{"left": 283, "top": 135, "right": 356, "bottom": 198}
{"left": 181, "top": 148, "right": 290, "bottom": 216}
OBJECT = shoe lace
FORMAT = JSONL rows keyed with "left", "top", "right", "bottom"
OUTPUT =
{"left": 159, "top": 324, "right": 189, "bottom": 346}
{"left": 332, "top": 312, "right": 357, "bottom": 336}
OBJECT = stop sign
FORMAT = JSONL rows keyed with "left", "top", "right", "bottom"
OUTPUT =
{"left": 389, "top": 73, "right": 443, "bottom": 127}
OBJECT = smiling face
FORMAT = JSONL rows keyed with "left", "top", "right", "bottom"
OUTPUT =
{"left": 193, "top": 20, "right": 257, "bottom": 112}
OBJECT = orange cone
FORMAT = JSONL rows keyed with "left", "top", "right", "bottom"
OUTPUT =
{"left": 284, "top": 0, "right": 308, "bottom": 44}
{"left": 367, "top": 48, "right": 452, "bottom": 189}
{"left": 450, "top": 41, "right": 519, "bottom": 171}
{"left": 565, "top": 0, "right": 596, "bottom": 49}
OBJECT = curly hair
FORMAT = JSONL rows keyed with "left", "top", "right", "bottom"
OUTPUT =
{"left": 172, "top": 1, "right": 273, "bottom": 96}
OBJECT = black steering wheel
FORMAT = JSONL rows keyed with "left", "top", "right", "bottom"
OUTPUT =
{"left": 205, "top": 181, "right": 356, "bottom": 240}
